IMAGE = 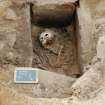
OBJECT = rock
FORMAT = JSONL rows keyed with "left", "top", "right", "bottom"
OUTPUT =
{"left": 76, "top": 6, "right": 95, "bottom": 69}
{"left": 71, "top": 0, "right": 105, "bottom": 101}
{"left": 0, "top": 5, "right": 33, "bottom": 66}
{"left": 34, "top": 0, "right": 78, "bottom": 5}
{"left": 0, "top": 84, "right": 65, "bottom": 105}
{"left": 37, "top": 69, "right": 76, "bottom": 97}
{"left": 97, "top": 36, "right": 105, "bottom": 59}
{"left": 4, "top": 8, "right": 17, "bottom": 20}
{"left": 11, "top": 0, "right": 26, "bottom": 7}
{"left": 0, "top": 0, "right": 12, "bottom": 16}
{"left": 0, "top": 65, "right": 76, "bottom": 98}
{"left": 0, "top": 42, "right": 5, "bottom": 51}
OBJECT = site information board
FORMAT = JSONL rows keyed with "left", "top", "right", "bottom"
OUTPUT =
{"left": 14, "top": 67, "right": 39, "bottom": 83}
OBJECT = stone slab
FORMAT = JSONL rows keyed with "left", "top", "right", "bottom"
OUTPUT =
{"left": 34, "top": 0, "right": 77, "bottom": 6}
{"left": 0, "top": 66, "right": 76, "bottom": 98}
{"left": 0, "top": 2, "right": 33, "bottom": 67}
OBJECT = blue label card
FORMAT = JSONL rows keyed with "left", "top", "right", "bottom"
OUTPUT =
{"left": 14, "top": 67, "right": 39, "bottom": 83}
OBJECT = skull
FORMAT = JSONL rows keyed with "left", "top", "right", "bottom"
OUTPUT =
{"left": 39, "top": 30, "right": 55, "bottom": 48}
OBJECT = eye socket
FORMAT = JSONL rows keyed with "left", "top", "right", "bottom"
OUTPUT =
{"left": 40, "top": 37, "right": 43, "bottom": 41}
{"left": 45, "top": 34, "right": 48, "bottom": 36}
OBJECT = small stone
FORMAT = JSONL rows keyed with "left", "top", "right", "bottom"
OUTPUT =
{"left": 0, "top": 42, "right": 5, "bottom": 51}
{"left": 11, "top": 0, "right": 26, "bottom": 7}
{"left": 45, "top": 88, "right": 48, "bottom": 92}
{"left": 4, "top": 8, "right": 17, "bottom": 21}
{"left": 6, "top": 52, "right": 14, "bottom": 61}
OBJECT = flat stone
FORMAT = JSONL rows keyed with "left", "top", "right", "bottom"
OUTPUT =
{"left": 97, "top": 36, "right": 105, "bottom": 59}
{"left": 0, "top": 4, "right": 33, "bottom": 66}
{"left": 0, "top": 66, "right": 76, "bottom": 98}
{"left": 13, "top": 68, "right": 76, "bottom": 98}
{"left": 4, "top": 8, "right": 17, "bottom": 20}
{"left": 11, "top": 0, "right": 26, "bottom": 7}
{"left": 0, "top": 0, "right": 12, "bottom": 16}
{"left": 34, "top": 0, "right": 78, "bottom": 5}
{"left": 37, "top": 69, "right": 76, "bottom": 97}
